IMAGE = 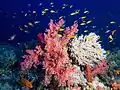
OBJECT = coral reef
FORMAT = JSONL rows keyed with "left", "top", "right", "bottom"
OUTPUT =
{"left": 21, "top": 19, "right": 81, "bottom": 87}
{"left": 1, "top": 19, "right": 119, "bottom": 90}
{"left": 104, "top": 48, "right": 120, "bottom": 84}
{"left": 0, "top": 44, "right": 23, "bottom": 90}
{"left": 20, "top": 19, "right": 108, "bottom": 89}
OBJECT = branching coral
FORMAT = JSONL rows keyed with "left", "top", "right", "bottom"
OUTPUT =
{"left": 43, "top": 19, "right": 80, "bottom": 86}
{"left": 21, "top": 45, "right": 43, "bottom": 70}
{"left": 21, "top": 19, "right": 81, "bottom": 87}
{"left": 68, "top": 33, "right": 106, "bottom": 66}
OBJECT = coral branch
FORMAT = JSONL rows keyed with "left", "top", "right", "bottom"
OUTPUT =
{"left": 21, "top": 45, "right": 43, "bottom": 70}
{"left": 92, "top": 60, "right": 108, "bottom": 76}
{"left": 85, "top": 60, "right": 108, "bottom": 82}
{"left": 85, "top": 64, "right": 92, "bottom": 82}
{"left": 43, "top": 19, "right": 79, "bottom": 86}
{"left": 21, "top": 19, "right": 79, "bottom": 87}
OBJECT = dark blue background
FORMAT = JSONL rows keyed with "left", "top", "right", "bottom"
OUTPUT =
{"left": 0, "top": 0, "right": 120, "bottom": 50}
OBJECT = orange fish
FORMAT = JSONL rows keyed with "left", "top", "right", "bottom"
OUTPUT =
{"left": 19, "top": 78, "right": 33, "bottom": 88}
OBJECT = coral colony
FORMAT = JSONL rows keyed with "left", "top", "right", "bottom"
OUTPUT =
{"left": 21, "top": 19, "right": 111, "bottom": 90}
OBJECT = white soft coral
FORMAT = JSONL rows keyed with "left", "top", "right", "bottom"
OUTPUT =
{"left": 68, "top": 33, "right": 106, "bottom": 66}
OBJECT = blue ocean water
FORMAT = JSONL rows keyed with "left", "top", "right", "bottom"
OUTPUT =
{"left": 0, "top": 0, "right": 120, "bottom": 89}
{"left": 0, "top": 0, "right": 120, "bottom": 49}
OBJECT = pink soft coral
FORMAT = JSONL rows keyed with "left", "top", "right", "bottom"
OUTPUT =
{"left": 21, "top": 19, "right": 79, "bottom": 87}
{"left": 43, "top": 19, "right": 78, "bottom": 86}
{"left": 21, "top": 45, "right": 43, "bottom": 70}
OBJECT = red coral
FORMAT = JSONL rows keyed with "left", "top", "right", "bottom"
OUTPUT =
{"left": 85, "top": 60, "right": 108, "bottom": 82}
{"left": 92, "top": 60, "right": 108, "bottom": 76}
{"left": 85, "top": 64, "right": 92, "bottom": 82}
